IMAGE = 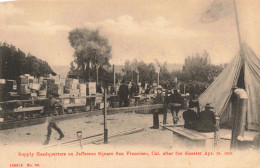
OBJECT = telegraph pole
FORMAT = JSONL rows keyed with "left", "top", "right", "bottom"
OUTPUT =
{"left": 233, "top": 0, "right": 242, "bottom": 50}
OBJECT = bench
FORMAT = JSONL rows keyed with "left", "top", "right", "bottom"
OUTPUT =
{"left": 13, "top": 106, "right": 43, "bottom": 113}
{"left": 2, "top": 106, "right": 44, "bottom": 121}
{"left": 63, "top": 103, "right": 85, "bottom": 109}
{"left": 63, "top": 103, "right": 86, "bottom": 114}
{"left": 1, "top": 102, "right": 87, "bottom": 121}
{"left": 161, "top": 126, "right": 214, "bottom": 149}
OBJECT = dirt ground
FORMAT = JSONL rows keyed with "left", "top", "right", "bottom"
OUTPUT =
{"left": 0, "top": 111, "right": 176, "bottom": 147}
{"left": 1, "top": 110, "right": 260, "bottom": 168}
{"left": 1, "top": 109, "right": 256, "bottom": 150}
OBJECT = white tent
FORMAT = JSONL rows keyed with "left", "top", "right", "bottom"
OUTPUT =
{"left": 199, "top": 43, "right": 260, "bottom": 130}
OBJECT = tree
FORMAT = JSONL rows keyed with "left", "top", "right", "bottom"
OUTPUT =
{"left": 154, "top": 59, "right": 173, "bottom": 86}
{"left": 68, "top": 28, "right": 112, "bottom": 82}
{"left": 182, "top": 51, "right": 223, "bottom": 83}
{"left": 0, "top": 42, "right": 53, "bottom": 79}
{"left": 121, "top": 60, "right": 158, "bottom": 85}
{"left": 172, "top": 51, "right": 224, "bottom": 96}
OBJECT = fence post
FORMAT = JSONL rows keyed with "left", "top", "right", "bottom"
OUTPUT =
{"left": 163, "top": 90, "right": 168, "bottom": 125}
{"left": 152, "top": 109, "right": 159, "bottom": 129}
{"left": 104, "top": 88, "right": 108, "bottom": 144}
{"left": 214, "top": 114, "right": 220, "bottom": 151}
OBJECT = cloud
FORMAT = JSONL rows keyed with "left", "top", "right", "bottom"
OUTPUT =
{"left": 84, "top": 15, "right": 208, "bottom": 64}
{"left": 0, "top": 3, "right": 23, "bottom": 17}
{"left": 85, "top": 15, "right": 197, "bottom": 39}
{"left": 0, "top": 3, "right": 70, "bottom": 35}
{"left": 1, "top": 20, "right": 71, "bottom": 34}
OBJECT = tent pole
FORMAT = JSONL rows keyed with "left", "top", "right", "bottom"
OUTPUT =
{"left": 233, "top": 0, "right": 242, "bottom": 50}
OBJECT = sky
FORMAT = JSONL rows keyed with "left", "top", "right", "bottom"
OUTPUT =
{"left": 0, "top": 0, "right": 259, "bottom": 67}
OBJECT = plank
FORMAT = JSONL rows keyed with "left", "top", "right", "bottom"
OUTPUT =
{"left": 13, "top": 106, "right": 43, "bottom": 113}
{"left": 162, "top": 126, "right": 211, "bottom": 141}
{"left": 63, "top": 103, "right": 85, "bottom": 108}
{"left": 108, "top": 104, "right": 164, "bottom": 114}
{"left": 0, "top": 99, "right": 47, "bottom": 104}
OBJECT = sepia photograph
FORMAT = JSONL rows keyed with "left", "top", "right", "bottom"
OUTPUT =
{"left": 0, "top": 0, "right": 259, "bottom": 167}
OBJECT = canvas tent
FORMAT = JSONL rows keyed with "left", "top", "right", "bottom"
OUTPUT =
{"left": 199, "top": 43, "right": 260, "bottom": 130}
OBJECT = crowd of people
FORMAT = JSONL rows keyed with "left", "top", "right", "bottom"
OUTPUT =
{"left": 114, "top": 79, "right": 216, "bottom": 132}
{"left": 39, "top": 79, "right": 258, "bottom": 149}
{"left": 149, "top": 85, "right": 217, "bottom": 133}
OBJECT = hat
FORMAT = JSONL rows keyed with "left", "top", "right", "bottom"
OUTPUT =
{"left": 205, "top": 103, "right": 214, "bottom": 109}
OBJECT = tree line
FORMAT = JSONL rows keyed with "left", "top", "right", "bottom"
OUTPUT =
{"left": 118, "top": 51, "right": 224, "bottom": 98}
{"left": 0, "top": 42, "right": 54, "bottom": 80}
{"left": 68, "top": 27, "right": 225, "bottom": 97}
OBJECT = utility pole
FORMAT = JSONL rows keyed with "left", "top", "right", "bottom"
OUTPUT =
{"left": 137, "top": 70, "right": 139, "bottom": 84}
{"left": 113, "top": 64, "right": 116, "bottom": 94}
{"left": 157, "top": 68, "right": 160, "bottom": 86}
{"left": 104, "top": 89, "right": 108, "bottom": 143}
{"left": 96, "top": 64, "right": 100, "bottom": 83}
{"left": 233, "top": 0, "right": 242, "bottom": 50}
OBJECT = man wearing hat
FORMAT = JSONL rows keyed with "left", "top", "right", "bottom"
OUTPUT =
{"left": 119, "top": 79, "right": 129, "bottom": 107}
{"left": 42, "top": 95, "right": 64, "bottom": 145}
{"left": 197, "top": 103, "right": 217, "bottom": 132}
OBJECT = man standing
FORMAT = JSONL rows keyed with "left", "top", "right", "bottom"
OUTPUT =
{"left": 150, "top": 87, "right": 164, "bottom": 129}
{"left": 168, "top": 89, "right": 183, "bottom": 124}
{"left": 42, "top": 95, "right": 64, "bottom": 145}
{"left": 119, "top": 79, "right": 129, "bottom": 107}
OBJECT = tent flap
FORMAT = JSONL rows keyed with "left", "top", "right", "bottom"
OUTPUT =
{"left": 243, "top": 43, "right": 260, "bottom": 127}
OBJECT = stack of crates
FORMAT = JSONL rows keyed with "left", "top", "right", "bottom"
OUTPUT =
{"left": 65, "top": 78, "right": 79, "bottom": 97}
{"left": 44, "top": 78, "right": 63, "bottom": 97}
{"left": 38, "top": 90, "right": 47, "bottom": 98}
{"left": 17, "top": 76, "right": 30, "bottom": 95}
{"left": 46, "top": 78, "right": 54, "bottom": 97}
{"left": 77, "top": 83, "right": 86, "bottom": 97}
{"left": 39, "top": 79, "right": 47, "bottom": 98}
{"left": 51, "top": 83, "right": 64, "bottom": 95}
{"left": 87, "top": 82, "right": 96, "bottom": 95}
